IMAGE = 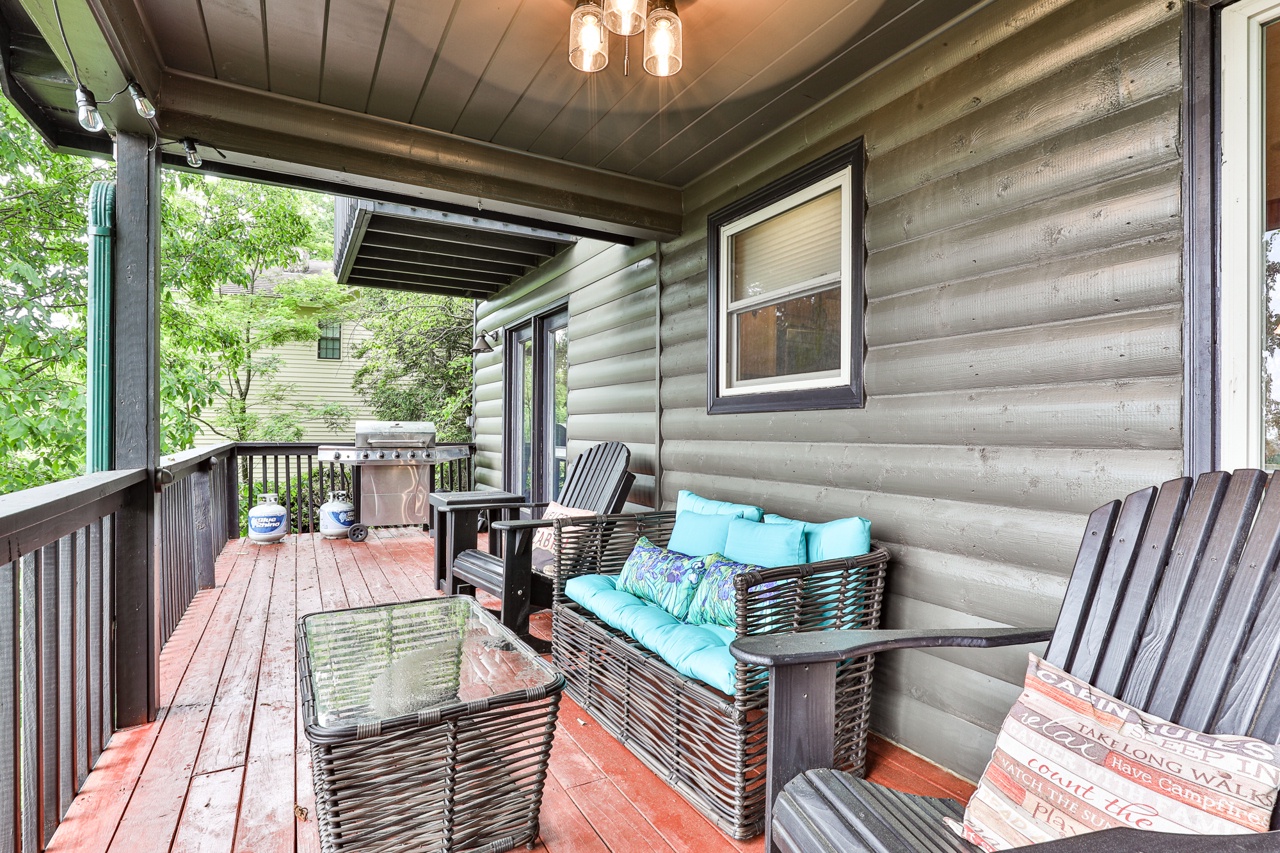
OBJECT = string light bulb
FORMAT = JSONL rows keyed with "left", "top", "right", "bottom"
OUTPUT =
{"left": 183, "top": 139, "right": 202, "bottom": 168}
{"left": 644, "top": 0, "right": 682, "bottom": 77}
{"left": 75, "top": 85, "right": 104, "bottom": 133}
{"left": 569, "top": 0, "right": 609, "bottom": 72}
{"left": 127, "top": 82, "right": 156, "bottom": 119}
{"left": 603, "top": 0, "right": 645, "bottom": 37}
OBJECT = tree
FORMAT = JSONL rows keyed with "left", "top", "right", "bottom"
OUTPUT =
{"left": 0, "top": 97, "right": 111, "bottom": 492}
{"left": 349, "top": 291, "right": 474, "bottom": 441}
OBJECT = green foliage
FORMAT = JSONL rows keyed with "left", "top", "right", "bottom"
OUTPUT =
{"left": 349, "top": 291, "right": 474, "bottom": 441}
{"left": 0, "top": 97, "right": 111, "bottom": 492}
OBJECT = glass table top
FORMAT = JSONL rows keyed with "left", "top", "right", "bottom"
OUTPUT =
{"left": 300, "top": 596, "right": 557, "bottom": 729}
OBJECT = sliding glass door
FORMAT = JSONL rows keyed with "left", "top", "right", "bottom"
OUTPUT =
{"left": 505, "top": 307, "right": 569, "bottom": 501}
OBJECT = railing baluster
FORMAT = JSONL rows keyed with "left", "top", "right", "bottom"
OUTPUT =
{"left": 39, "top": 542, "right": 59, "bottom": 844}
{"left": 20, "top": 552, "right": 38, "bottom": 852}
{"left": 96, "top": 518, "right": 111, "bottom": 755}
{"left": 84, "top": 525, "right": 102, "bottom": 773}
{"left": 1, "top": 558, "right": 16, "bottom": 853}
{"left": 73, "top": 531, "right": 89, "bottom": 790}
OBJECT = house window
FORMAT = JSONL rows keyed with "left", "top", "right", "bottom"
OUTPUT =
{"left": 318, "top": 321, "right": 341, "bottom": 360}
{"left": 707, "top": 138, "right": 865, "bottom": 414}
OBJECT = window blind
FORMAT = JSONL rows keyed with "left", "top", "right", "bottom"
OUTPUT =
{"left": 730, "top": 188, "right": 842, "bottom": 302}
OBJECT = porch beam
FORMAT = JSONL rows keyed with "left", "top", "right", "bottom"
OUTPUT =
{"left": 111, "top": 133, "right": 160, "bottom": 727}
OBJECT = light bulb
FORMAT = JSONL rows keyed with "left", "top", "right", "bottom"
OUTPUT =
{"left": 183, "top": 139, "right": 202, "bottom": 168}
{"left": 127, "top": 82, "right": 156, "bottom": 119}
{"left": 604, "top": 0, "right": 645, "bottom": 36}
{"left": 76, "top": 86, "right": 104, "bottom": 133}
{"left": 582, "top": 14, "right": 602, "bottom": 53}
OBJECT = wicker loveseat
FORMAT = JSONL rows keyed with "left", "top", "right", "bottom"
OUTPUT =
{"left": 543, "top": 508, "right": 889, "bottom": 840}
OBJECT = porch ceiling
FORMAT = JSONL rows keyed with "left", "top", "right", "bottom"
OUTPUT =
{"left": 3, "top": 0, "right": 982, "bottom": 241}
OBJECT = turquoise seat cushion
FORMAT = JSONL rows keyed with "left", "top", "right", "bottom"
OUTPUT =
{"left": 724, "top": 517, "right": 806, "bottom": 568}
{"left": 687, "top": 553, "right": 768, "bottom": 627}
{"left": 667, "top": 511, "right": 734, "bottom": 556}
{"left": 615, "top": 536, "right": 708, "bottom": 621}
{"left": 676, "top": 490, "right": 764, "bottom": 522}
{"left": 563, "top": 573, "right": 739, "bottom": 695}
{"left": 764, "top": 513, "right": 872, "bottom": 563}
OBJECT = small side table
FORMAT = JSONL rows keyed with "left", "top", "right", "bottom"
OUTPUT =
{"left": 429, "top": 490, "right": 525, "bottom": 592}
{"left": 298, "top": 596, "right": 564, "bottom": 852}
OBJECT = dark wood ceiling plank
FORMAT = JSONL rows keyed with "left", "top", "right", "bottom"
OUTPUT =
{"left": 450, "top": 0, "right": 565, "bottom": 141}
{"left": 351, "top": 258, "right": 512, "bottom": 286}
{"left": 368, "top": 202, "right": 579, "bottom": 244}
{"left": 600, "top": 0, "right": 848, "bottom": 177}
{"left": 527, "top": 48, "right": 651, "bottom": 161}
{"left": 264, "top": 0, "right": 325, "bottom": 100}
{"left": 363, "top": 215, "right": 561, "bottom": 257}
{"left": 409, "top": 0, "right": 521, "bottom": 130}
{"left": 356, "top": 245, "right": 531, "bottom": 277}
{"left": 489, "top": 28, "right": 587, "bottom": 151}
{"left": 319, "top": 0, "right": 391, "bottom": 112}
{"left": 364, "top": 0, "right": 453, "bottom": 122}
{"left": 345, "top": 276, "right": 490, "bottom": 299}
{"left": 346, "top": 269, "right": 499, "bottom": 295}
{"left": 154, "top": 70, "right": 682, "bottom": 240}
{"left": 358, "top": 229, "right": 542, "bottom": 266}
{"left": 357, "top": 232, "right": 545, "bottom": 268}
{"left": 199, "top": 0, "right": 269, "bottom": 88}
{"left": 654, "top": 0, "right": 981, "bottom": 185}
{"left": 132, "top": 0, "right": 214, "bottom": 77}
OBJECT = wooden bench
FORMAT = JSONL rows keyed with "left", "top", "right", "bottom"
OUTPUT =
{"left": 733, "top": 469, "right": 1280, "bottom": 852}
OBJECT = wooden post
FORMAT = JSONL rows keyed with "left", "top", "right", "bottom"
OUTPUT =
{"left": 192, "top": 466, "right": 216, "bottom": 590}
{"left": 765, "top": 661, "right": 837, "bottom": 853}
{"left": 111, "top": 133, "right": 161, "bottom": 727}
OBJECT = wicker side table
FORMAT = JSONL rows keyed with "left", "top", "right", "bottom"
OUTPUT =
{"left": 298, "top": 596, "right": 564, "bottom": 853}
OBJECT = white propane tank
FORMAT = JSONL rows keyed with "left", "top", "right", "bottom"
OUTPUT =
{"left": 247, "top": 493, "right": 288, "bottom": 544}
{"left": 319, "top": 491, "right": 356, "bottom": 540}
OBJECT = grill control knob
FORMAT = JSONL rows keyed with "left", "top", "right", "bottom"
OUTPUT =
{"left": 333, "top": 452, "right": 342, "bottom": 460}
{"left": 393, "top": 450, "right": 402, "bottom": 459}
{"left": 361, "top": 451, "right": 370, "bottom": 460}
{"left": 408, "top": 451, "right": 417, "bottom": 460}
{"left": 377, "top": 450, "right": 386, "bottom": 459}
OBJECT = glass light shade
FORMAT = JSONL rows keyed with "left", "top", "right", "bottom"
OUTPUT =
{"left": 183, "top": 140, "right": 203, "bottom": 168}
{"left": 128, "top": 82, "right": 156, "bottom": 119}
{"left": 75, "top": 86, "right": 104, "bottom": 133}
{"left": 604, "top": 0, "right": 646, "bottom": 36}
{"left": 569, "top": 1, "right": 609, "bottom": 73}
{"left": 643, "top": 4, "right": 682, "bottom": 77}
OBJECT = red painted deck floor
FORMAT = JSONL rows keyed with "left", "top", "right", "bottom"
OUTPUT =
{"left": 46, "top": 528, "right": 974, "bottom": 853}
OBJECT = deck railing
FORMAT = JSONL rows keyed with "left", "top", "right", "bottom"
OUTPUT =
{"left": 0, "top": 467, "right": 148, "bottom": 851}
{"left": 0, "top": 439, "right": 475, "bottom": 850}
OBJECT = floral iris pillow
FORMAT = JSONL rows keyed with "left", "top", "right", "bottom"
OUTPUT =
{"left": 617, "top": 537, "right": 709, "bottom": 620}
{"left": 685, "top": 554, "right": 766, "bottom": 627}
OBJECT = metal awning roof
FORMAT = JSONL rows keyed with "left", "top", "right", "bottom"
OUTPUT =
{"left": 333, "top": 198, "right": 580, "bottom": 299}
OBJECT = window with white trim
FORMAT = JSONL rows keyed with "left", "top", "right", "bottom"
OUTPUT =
{"left": 707, "top": 138, "right": 865, "bottom": 414}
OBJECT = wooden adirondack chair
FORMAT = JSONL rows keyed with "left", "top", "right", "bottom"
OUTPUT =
{"left": 450, "top": 440, "right": 634, "bottom": 644}
{"left": 732, "top": 469, "right": 1280, "bottom": 852}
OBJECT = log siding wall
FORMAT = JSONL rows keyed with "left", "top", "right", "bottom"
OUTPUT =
{"left": 474, "top": 240, "right": 660, "bottom": 510}
{"left": 472, "top": 0, "right": 1186, "bottom": 779}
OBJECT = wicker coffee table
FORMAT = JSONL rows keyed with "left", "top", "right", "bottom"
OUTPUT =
{"left": 297, "top": 596, "right": 564, "bottom": 853}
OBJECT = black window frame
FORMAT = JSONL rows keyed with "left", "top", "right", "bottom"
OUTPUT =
{"left": 706, "top": 137, "right": 867, "bottom": 415}
{"left": 317, "top": 321, "right": 342, "bottom": 360}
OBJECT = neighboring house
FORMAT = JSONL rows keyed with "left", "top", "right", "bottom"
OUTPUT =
{"left": 193, "top": 258, "right": 377, "bottom": 447}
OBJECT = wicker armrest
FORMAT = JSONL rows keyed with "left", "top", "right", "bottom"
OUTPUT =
{"left": 731, "top": 626, "right": 1054, "bottom": 667}
{"left": 731, "top": 545, "right": 891, "bottom": 637}
{"left": 1026, "top": 827, "right": 1279, "bottom": 852}
{"left": 550, "top": 510, "right": 678, "bottom": 602}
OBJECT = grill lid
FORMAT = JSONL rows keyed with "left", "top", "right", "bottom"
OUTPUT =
{"left": 354, "top": 420, "right": 436, "bottom": 448}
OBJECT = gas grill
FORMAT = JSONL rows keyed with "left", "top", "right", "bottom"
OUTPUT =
{"left": 319, "top": 420, "right": 471, "bottom": 542}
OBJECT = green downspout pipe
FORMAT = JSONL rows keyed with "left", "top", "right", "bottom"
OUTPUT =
{"left": 86, "top": 181, "right": 114, "bottom": 473}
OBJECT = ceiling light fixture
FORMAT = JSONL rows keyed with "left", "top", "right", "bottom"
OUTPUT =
{"left": 570, "top": 0, "right": 682, "bottom": 77}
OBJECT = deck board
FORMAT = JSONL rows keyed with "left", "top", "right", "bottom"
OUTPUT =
{"left": 47, "top": 528, "right": 973, "bottom": 853}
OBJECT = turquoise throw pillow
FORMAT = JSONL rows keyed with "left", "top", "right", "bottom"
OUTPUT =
{"left": 668, "top": 511, "right": 734, "bottom": 556}
{"left": 616, "top": 536, "right": 708, "bottom": 621}
{"left": 676, "top": 490, "right": 764, "bottom": 522}
{"left": 809, "top": 517, "right": 872, "bottom": 562}
{"left": 723, "top": 517, "right": 806, "bottom": 568}
{"left": 686, "top": 554, "right": 763, "bottom": 627}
